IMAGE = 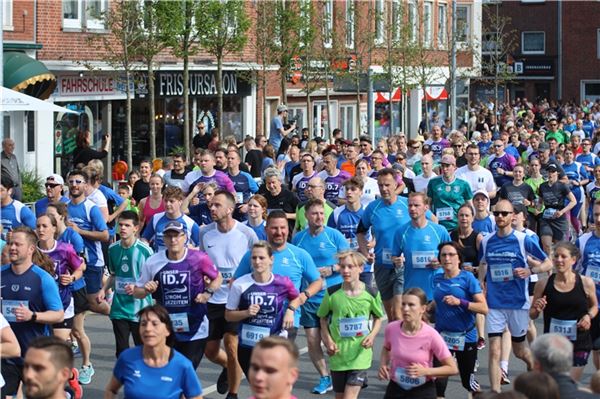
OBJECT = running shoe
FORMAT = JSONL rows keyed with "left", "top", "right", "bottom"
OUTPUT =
{"left": 217, "top": 367, "right": 229, "bottom": 394}
{"left": 78, "top": 364, "right": 95, "bottom": 385}
{"left": 501, "top": 368, "right": 510, "bottom": 385}
{"left": 311, "top": 375, "right": 332, "bottom": 394}
{"left": 477, "top": 337, "right": 486, "bottom": 350}
{"left": 68, "top": 368, "right": 83, "bottom": 399}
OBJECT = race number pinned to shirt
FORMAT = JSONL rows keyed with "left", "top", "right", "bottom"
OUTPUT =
{"left": 235, "top": 192, "right": 244, "bottom": 204}
{"left": 436, "top": 207, "right": 454, "bottom": 221}
{"left": 586, "top": 265, "right": 600, "bottom": 285}
{"left": 490, "top": 264, "right": 514, "bottom": 282}
{"left": 441, "top": 331, "right": 466, "bottom": 351}
{"left": 115, "top": 277, "right": 136, "bottom": 295}
{"left": 382, "top": 248, "right": 393, "bottom": 266}
{"left": 412, "top": 251, "right": 436, "bottom": 269}
{"left": 394, "top": 367, "right": 426, "bottom": 390}
{"left": 339, "top": 316, "right": 369, "bottom": 338}
{"left": 241, "top": 324, "right": 270, "bottom": 346}
{"left": 169, "top": 313, "right": 190, "bottom": 333}
{"left": 1, "top": 300, "right": 27, "bottom": 323}
{"left": 550, "top": 318, "right": 577, "bottom": 341}
{"left": 543, "top": 208, "right": 558, "bottom": 219}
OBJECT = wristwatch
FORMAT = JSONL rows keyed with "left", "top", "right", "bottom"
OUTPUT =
{"left": 287, "top": 304, "right": 296, "bottom": 312}
{"left": 31, "top": 312, "right": 37, "bottom": 322}
{"left": 204, "top": 288, "right": 215, "bottom": 297}
{"left": 303, "top": 290, "right": 311, "bottom": 299}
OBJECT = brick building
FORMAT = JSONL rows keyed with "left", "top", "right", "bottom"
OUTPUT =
{"left": 480, "top": 1, "right": 600, "bottom": 104}
{"left": 3, "top": 0, "right": 480, "bottom": 176}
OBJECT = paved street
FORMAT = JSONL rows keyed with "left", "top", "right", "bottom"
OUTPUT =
{"left": 78, "top": 314, "right": 598, "bottom": 398}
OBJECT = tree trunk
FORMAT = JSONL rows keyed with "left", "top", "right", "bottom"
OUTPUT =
{"left": 183, "top": 54, "right": 190, "bottom": 159}
{"left": 262, "top": 68, "right": 268, "bottom": 136}
{"left": 306, "top": 90, "right": 312, "bottom": 138}
{"left": 148, "top": 60, "right": 156, "bottom": 159}
{"left": 325, "top": 68, "right": 332, "bottom": 140}
{"left": 126, "top": 69, "right": 133, "bottom": 168}
{"left": 217, "top": 55, "right": 224, "bottom": 139}
{"left": 280, "top": 68, "right": 287, "bottom": 105}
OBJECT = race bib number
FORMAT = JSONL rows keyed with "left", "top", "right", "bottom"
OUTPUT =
{"left": 436, "top": 207, "right": 454, "bottom": 221}
{"left": 586, "top": 265, "right": 600, "bottom": 284}
{"left": 221, "top": 271, "right": 234, "bottom": 285}
{"left": 441, "top": 331, "right": 466, "bottom": 351}
{"left": 394, "top": 367, "right": 426, "bottom": 390}
{"left": 543, "top": 208, "right": 557, "bottom": 219}
{"left": 412, "top": 251, "right": 435, "bottom": 269}
{"left": 490, "top": 264, "right": 514, "bottom": 282}
{"left": 1, "top": 300, "right": 27, "bottom": 323}
{"left": 169, "top": 313, "right": 190, "bottom": 333}
{"left": 241, "top": 324, "right": 270, "bottom": 346}
{"left": 339, "top": 316, "right": 369, "bottom": 338}
{"left": 382, "top": 248, "right": 393, "bottom": 266}
{"left": 550, "top": 318, "right": 577, "bottom": 341}
{"left": 235, "top": 192, "right": 244, "bottom": 204}
{"left": 115, "top": 277, "right": 136, "bottom": 295}
{"left": 348, "top": 237, "right": 358, "bottom": 249}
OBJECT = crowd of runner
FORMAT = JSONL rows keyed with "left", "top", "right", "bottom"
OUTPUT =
{"left": 2, "top": 97, "right": 600, "bottom": 399}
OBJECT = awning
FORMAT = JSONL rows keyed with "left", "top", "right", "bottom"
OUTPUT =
{"left": 1, "top": 86, "right": 78, "bottom": 113}
{"left": 375, "top": 88, "right": 402, "bottom": 103}
{"left": 3, "top": 51, "right": 56, "bottom": 100}
{"left": 423, "top": 87, "right": 448, "bottom": 101}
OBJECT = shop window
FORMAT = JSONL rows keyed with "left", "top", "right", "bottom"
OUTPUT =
{"left": 345, "top": 0, "right": 354, "bottom": 48}
{"left": 3, "top": 0, "right": 13, "bottom": 30}
{"left": 522, "top": 31, "right": 545, "bottom": 54}
{"left": 437, "top": 3, "right": 447, "bottom": 49}
{"left": 323, "top": 0, "right": 333, "bottom": 48}
{"left": 313, "top": 102, "right": 337, "bottom": 138}
{"left": 340, "top": 104, "right": 356, "bottom": 139}
{"left": 455, "top": 4, "right": 471, "bottom": 44}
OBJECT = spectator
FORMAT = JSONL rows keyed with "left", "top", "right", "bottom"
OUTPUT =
{"left": 1, "top": 138, "right": 23, "bottom": 201}
{"left": 514, "top": 370, "right": 560, "bottom": 399}
{"left": 269, "top": 105, "right": 296, "bottom": 153}
{"left": 71, "top": 130, "right": 110, "bottom": 168}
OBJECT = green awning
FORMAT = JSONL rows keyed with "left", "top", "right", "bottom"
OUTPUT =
{"left": 3, "top": 51, "right": 56, "bottom": 100}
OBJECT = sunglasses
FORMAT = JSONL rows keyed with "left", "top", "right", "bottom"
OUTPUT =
{"left": 411, "top": 146, "right": 420, "bottom": 149}
{"left": 494, "top": 144, "right": 503, "bottom": 148}
{"left": 441, "top": 163, "right": 453, "bottom": 168}
{"left": 68, "top": 179, "right": 85, "bottom": 185}
{"left": 493, "top": 211, "right": 513, "bottom": 217}
{"left": 452, "top": 144, "right": 463, "bottom": 148}
{"left": 45, "top": 183, "right": 61, "bottom": 189}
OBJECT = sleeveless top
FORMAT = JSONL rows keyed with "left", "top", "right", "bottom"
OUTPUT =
{"left": 142, "top": 196, "right": 165, "bottom": 227}
{"left": 543, "top": 273, "right": 591, "bottom": 350}
{"left": 451, "top": 229, "right": 479, "bottom": 267}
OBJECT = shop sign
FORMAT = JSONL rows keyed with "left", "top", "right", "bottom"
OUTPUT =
{"left": 157, "top": 71, "right": 250, "bottom": 97}
{"left": 55, "top": 75, "right": 122, "bottom": 97}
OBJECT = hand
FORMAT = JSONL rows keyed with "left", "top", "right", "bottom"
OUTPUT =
{"left": 462, "top": 264, "right": 475, "bottom": 273}
{"left": 144, "top": 281, "right": 158, "bottom": 294}
{"left": 427, "top": 259, "right": 441, "bottom": 269}
{"left": 283, "top": 309, "right": 294, "bottom": 329}
{"left": 14, "top": 303, "right": 34, "bottom": 322}
{"left": 191, "top": 197, "right": 200, "bottom": 206}
{"left": 361, "top": 333, "right": 376, "bottom": 349}
{"left": 319, "top": 267, "right": 332, "bottom": 278}
{"left": 513, "top": 267, "right": 531, "bottom": 279}
{"left": 247, "top": 304, "right": 260, "bottom": 317}
{"left": 442, "top": 295, "right": 461, "bottom": 307}
{"left": 192, "top": 183, "right": 205, "bottom": 194}
{"left": 96, "top": 289, "right": 106, "bottom": 303}
{"left": 239, "top": 204, "right": 248, "bottom": 214}
{"left": 553, "top": 210, "right": 563, "bottom": 219}
{"left": 124, "top": 284, "right": 136, "bottom": 296}
{"left": 66, "top": 221, "right": 81, "bottom": 234}
{"left": 406, "top": 363, "right": 428, "bottom": 378}
{"left": 497, "top": 167, "right": 505, "bottom": 175}
{"left": 523, "top": 199, "right": 531, "bottom": 207}
{"left": 366, "top": 253, "right": 375, "bottom": 264}
{"left": 325, "top": 339, "right": 339, "bottom": 356}
{"left": 378, "top": 364, "right": 391, "bottom": 381}
{"left": 194, "top": 292, "right": 211, "bottom": 304}
{"left": 59, "top": 274, "right": 74, "bottom": 286}
{"left": 392, "top": 255, "right": 405, "bottom": 268}
{"left": 533, "top": 295, "right": 547, "bottom": 313}
{"left": 578, "top": 314, "right": 592, "bottom": 330}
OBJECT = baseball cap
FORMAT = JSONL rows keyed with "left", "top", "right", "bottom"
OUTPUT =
{"left": 440, "top": 154, "right": 456, "bottom": 166}
{"left": 546, "top": 163, "right": 559, "bottom": 173}
{"left": 359, "top": 136, "right": 372, "bottom": 144}
{"left": 277, "top": 104, "right": 288, "bottom": 113}
{"left": 473, "top": 189, "right": 489, "bottom": 200}
{"left": 46, "top": 174, "right": 64, "bottom": 186}
{"left": 538, "top": 142, "right": 550, "bottom": 151}
{"left": 163, "top": 221, "right": 187, "bottom": 235}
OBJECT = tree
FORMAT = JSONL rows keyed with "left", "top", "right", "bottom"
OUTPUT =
{"left": 160, "top": 1, "right": 203, "bottom": 159}
{"left": 296, "top": 0, "right": 320, "bottom": 137}
{"left": 252, "top": 1, "right": 276, "bottom": 135}
{"left": 87, "top": 0, "right": 144, "bottom": 168}
{"left": 197, "top": 0, "right": 250, "bottom": 139}
{"left": 138, "top": 0, "right": 170, "bottom": 160}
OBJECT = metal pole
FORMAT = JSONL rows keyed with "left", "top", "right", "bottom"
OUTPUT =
{"left": 450, "top": 0, "right": 457, "bottom": 129}
{"left": 367, "top": 67, "right": 374, "bottom": 143}
{"left": 1, "top": 2, "right": 4, "bottom": 138}
{"left": 557, "top": 0, "right": 562, "bottom": 100}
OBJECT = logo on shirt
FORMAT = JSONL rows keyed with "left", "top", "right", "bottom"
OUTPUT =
{"left": 121, "top": 264, "right": 129, "bottom": 273}
{"left": 424, "top": 235, "right": 431, "bottom": 243}
{"left": 282, "top": 257, "right": 289, "bottom": 265}
{"left": 24, "top": 286, "right": 31, "bottom": 291}
{"left": 319, "top": 242, "right": 326, "bottom": 249}
{"left": 11, "top": 285, "right": 19, "bottom": 292}
{"left": 133, "top": 370, "right": 141, "bottom": 378}
{"left": 160, "top": 376, "right": 173, "bottom": 382}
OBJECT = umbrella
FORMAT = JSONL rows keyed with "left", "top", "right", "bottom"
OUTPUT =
{"left": 0, "top": 86, "right": 78, "bottom": 113}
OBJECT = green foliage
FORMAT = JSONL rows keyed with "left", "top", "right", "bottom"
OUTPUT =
{"left": 20, "top": 169, "right": 45, "bottom": 204}
{"left": 169, "top": 145, "right": 186, "bottom": 157}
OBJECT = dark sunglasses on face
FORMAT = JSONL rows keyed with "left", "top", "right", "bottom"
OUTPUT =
{"left": 493, "top": 211, "right": 513, "bottom": 217}
{"left": 45, "top": 183, "right": 61, "bottom": 189}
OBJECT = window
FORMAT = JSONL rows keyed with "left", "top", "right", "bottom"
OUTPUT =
{"left": 375, "top": 0, "right": 385, "bottom": 45}
{"left": 582, "top": 81, "right": 600, "bottom": 103}
{"left": 62, "top": 0, "right": 106, "bottom": 30}
{"left": 437, "top": 3, "right": 447, "bottom": 48}
{"left": 345, "top": 0, "right": 354, "bottom": 48}
{"left": 423, "top": 2, "right": 433, "bottom": 47}
{"left": 408, "top": 0, "right": 417, "bottom": 43}
{"left": 299, "top": 0, "right": 311, "bottom": 47}
{"left": 455, "top": 5, "right": 471, "bottom": 44}
{"left": 522, "top": 31, "right": 545, "bottom": 54}
{"left": 288, "top": 107, "right": 307, "bottom": 131}
{"left": 3, "top": 0, "right": 13, "bottom": 30}
{"left": 340, "top": 104, "right": 356, "bottom": 138}
{"left": 26, "top": 112, "right": 35, "bottom": 152}
{"left": 392, "top": 0, "right": 401, "bottom": 42}
{"left": 323, "top": 0, "right": 333, "bottom": 48}
{"left": 482, "top": 32, "right": 499, "bottom": 54}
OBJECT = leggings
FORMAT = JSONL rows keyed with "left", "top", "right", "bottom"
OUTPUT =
{"left": 435, "top": 342, "right": 479, "bottom": 396}
{"left": 174, "top": 338, "right": 207, "bottom": 370}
